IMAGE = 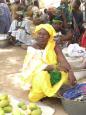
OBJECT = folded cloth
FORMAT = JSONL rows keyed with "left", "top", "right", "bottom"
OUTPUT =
{"left": 67, "top": 43, "right": 86, "bottom": 57}
{"left": 63, "top": 83, "right": 86, "bottom": 100}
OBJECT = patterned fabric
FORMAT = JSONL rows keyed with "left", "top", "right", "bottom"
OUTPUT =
{"left": 63, "top": 83, "right": 86, "bottom": 100}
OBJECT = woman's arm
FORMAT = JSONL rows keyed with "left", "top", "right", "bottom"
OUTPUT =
{"left": 55, "top": 42, "right": 71, "bottom": 70}
{"left": 54, "top": 42, "right": 76, "bottom": 85}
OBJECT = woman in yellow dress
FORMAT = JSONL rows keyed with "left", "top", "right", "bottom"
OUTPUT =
{"left": 20, "top": 24, "right": 76, "bottom": 102}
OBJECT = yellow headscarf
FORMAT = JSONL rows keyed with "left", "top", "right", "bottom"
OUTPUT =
{"left": 35, "top": 24, "right": 57, "bottom": 64}
{"left": 35, "top": 24, "right": 56, "bottom": 37}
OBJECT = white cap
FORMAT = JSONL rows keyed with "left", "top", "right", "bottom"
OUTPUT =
{"left": 16, "top": 11, "right": 23, "bottom": 15}
{"left": 10, "top": 0, "right": 19, "bottom": 3}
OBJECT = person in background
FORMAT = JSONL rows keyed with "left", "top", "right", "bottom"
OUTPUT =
{"left": 47, "top": 7, "right": 57, "bottom": 24}
{"left": 10, "top": 0, "right": 21, "bottom": 20}
{"left": 32, "top": 0, "right": 40, "bottom": 19}
{"left": 19, "top": 24, "right": 76, "bottom": 102}
{"left": 71, "top": 0, "right": 84, "bottom": 43}
{"left": 52, "top": 16, "right": 64, "bottom": 34}
{"left": 59, "top": 0, "right": 72, "bottom": 28}
{"left": 47, "top": 7, "right": 68, "bottom": 30}
{"left": 52, "top": 17, "right": 73, "bottom": 47}
{"left": 8, "top": 11, "right": 32, "bottom": 45}
{"left": 41, "top": 9, "right": 49, "bottom": 23}
{"left": 0, "top": 0, "right": 11, "bottom": 33}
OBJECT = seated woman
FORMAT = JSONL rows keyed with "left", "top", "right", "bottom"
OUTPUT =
{"left": 19, "top": 24, "right": 76, "bottom": 102}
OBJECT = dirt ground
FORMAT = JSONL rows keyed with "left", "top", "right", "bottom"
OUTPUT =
{"left": 0, "top": 46, "right": 68, "bottom": 115}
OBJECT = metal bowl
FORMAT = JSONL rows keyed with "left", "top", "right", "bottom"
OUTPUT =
{"left": 61, "top": 98, "right": 86, "bottom": 115}
{"left": 0, "top": 34, "right": 10, "bottom": 48}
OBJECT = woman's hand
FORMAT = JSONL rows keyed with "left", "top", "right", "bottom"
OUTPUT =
{"left": 58, "top": 64, "right": 77, "bottom": 86}
{"left": 68, "top": 70, "right": 77, "bottom": 86}
{"left": 44, "top": 65, "right": 56, "bottom": 71}
{"left": 45, "top": 64, "right": 69, "bottom": 72}
{"left": 44, "top": 64, "right": 77, "bottom": 86}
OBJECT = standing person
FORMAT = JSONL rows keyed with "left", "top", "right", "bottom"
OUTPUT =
{"left": 0, "top": 0, "right": 11, "bottom": 33}
{"left": 71, "top": 0, "right": 84, "bottom": 43}
{"left": 19, "top": 24, "right": 76, "bottom": 102}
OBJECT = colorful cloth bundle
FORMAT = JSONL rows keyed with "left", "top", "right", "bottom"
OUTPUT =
{"left": 63, "top": 83, "right": 86, "bottom": 100}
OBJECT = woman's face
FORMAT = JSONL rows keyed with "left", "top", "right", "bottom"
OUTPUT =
{"left": 36, "top": 29, "right": 50, "bottom": 48}
{"left": 52, "top": 22, "right": 62, "bottom": 32}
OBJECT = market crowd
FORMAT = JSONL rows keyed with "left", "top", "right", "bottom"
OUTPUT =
{"left": 0, "top": 0, "right": 86, "bottom": 102}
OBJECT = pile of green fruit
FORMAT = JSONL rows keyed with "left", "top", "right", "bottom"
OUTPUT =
{"left": 0, "top": 93, "right": 42, "bottom": 115}
{"left": 0, "top": 94, "right": 12, "bottom": 115}
{"left": 27, "top": 103, "right": 42, "bottom": 115}
{"left": 17, "top": 102, "right": 42, "bottom": 115}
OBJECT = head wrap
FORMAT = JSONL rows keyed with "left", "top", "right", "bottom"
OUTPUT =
{"left": 35, "top": 24, "right": 56, "bottom": 37}
{"left": 52, "top": 14, "right": 63, "bottom": 24}
{"left": 76, "top": 0, "right": 81, "bottom": 6}
{"left": 35, "top": 24, "right": 57, "bottom": 65}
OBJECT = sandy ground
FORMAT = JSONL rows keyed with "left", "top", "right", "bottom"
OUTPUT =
{"left": 0, "top": 46, "right": 68, "bottom": 115}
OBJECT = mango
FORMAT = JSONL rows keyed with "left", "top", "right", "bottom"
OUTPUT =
{"left": 18, "top": 101, "right": 26, "bottom": 108}
{"left": 3, "top": 105, "right": 12, "bottom": 113}
{"left": 31, "top": 108, "right": 42, "bottom": 115}
{"left": 29, "top": 103, "right": 38, "bottom": 111}
{"left": 21, "top": 105, "right": 27, "bottom": 110}
{"left": 0, "top": 100, "right": 9, "bottom": 108}
{"left": 0, "top": 108, "right": 5, "bottom": 115}
{"left": 0, "top": 94, "right": 8, "bottom": 100}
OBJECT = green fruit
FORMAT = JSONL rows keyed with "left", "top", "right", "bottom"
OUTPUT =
{"left": 3, "top": 105, "right": 12, "bottom": 113}
{"left": 31, "top": 109, "right": 42, "bottom": 115}
{"left": 0, "top": 100, "right": 9, "bottom": 108}
{"left": 0, "top": 108, "right": 5, "bottom": 115}
{"left": 29, "top": 103, "right": 38, "bottom": 111}
{"left": 21, "top": 105, "right": 27, "bottom": 110}
{"left": 18, "top": 101, "right": 25, "bottom": 108}
{"left": 0, "top": 94, "right": 8, "bottom": 100}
